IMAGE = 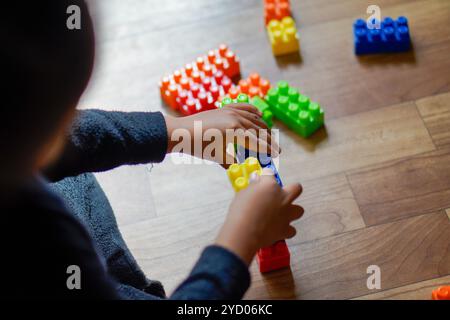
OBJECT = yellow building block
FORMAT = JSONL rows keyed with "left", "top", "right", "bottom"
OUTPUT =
{"left": 267, "top": 16, "right": 300, "bottom": 56}
{"left": 227, "top": 157, "right": 263, "bottom": 192}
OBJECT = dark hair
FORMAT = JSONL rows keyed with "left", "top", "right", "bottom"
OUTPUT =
{"left": 0, "top": 1, "right": 95, "bottom": 185}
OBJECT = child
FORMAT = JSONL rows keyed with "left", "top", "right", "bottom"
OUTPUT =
{"left": 0, "top": 1, "right": 303, "bottom": 299}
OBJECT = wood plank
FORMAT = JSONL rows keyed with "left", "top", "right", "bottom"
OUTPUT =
{"left": 348, "top": 148, "right": 450, "bottom": 226}
{"left": 353, "top": 275, "right": 450, "bottom": 300}
{"left": 245, "top": 212, "right": 450, "bottom": 299}
{"left": 278, "top": 101, "right": 435, "bottom": 181}
{"left": 148, "top": 155, "right": 232, "bottom": 217}
{"left": 416, "top": 92, "right": 450, "bottom": 148}
{"left": 95, "top": 165, "right": 157, "bottom": 226}
{"left": 285, "top": 174, "right": 365, "bottom": 244}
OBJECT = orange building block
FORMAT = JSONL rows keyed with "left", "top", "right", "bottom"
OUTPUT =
{"left": 226, "top": 73, "right": 271, "bottom": 100}
{"left": 264, "top": 0, "right": 291, "bottom": 25}
{"left": 159, "top": 44, "right": 240, "bottom": 115}
{"left": 432, "top": 286, "right": 450, "bottom": 300}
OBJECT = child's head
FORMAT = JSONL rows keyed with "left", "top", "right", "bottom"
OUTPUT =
{"left": 1, "top": 1, "right": 94, "bottom": 187}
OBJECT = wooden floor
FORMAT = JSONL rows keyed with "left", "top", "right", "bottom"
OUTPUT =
{"left": 81, "top": 0, "right": 450, "bottom": 299}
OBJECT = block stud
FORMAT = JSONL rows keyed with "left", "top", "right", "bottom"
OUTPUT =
{"left": 237, "top": 93, "right": 249, "bottom": 103}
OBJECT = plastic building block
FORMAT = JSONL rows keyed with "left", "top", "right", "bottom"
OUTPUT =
{"left": 353, "top": 17, "right": 411, "bottom": 55}
{"left": 266, "top": 81, "right": 324, "bottom": 138}
{"left": 267, "top": 17, "right": 299, "bottom": 56}
{"left": 159, "top": 68, "right": 229, "bottom": 115}
{"left": 432, "top": 286, "right": 450, "bottom": 300}
{"left": 264, "top": 0, "right": 291, "bottom": 25}
{"left": 251, "top": 96, "right": 274, "bottom": 129}
{"left": 159, "top": 44, "right": 240, "bottom": 115}
{"left": 258, "top": 241, "right": 290, "bottom": 273}
{"left": 227, "top": 73, "right": 271, "bottom": 99}
{"left": 221, "top": 93, "right": 274, "bottom": 128}
{"left": 226, "top": 157, "right": 263, "bottom": 192}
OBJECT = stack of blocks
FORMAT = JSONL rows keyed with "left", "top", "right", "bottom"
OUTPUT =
{"left": 353, "top": 16, "right": 411, "bottom": 55}
{"left": 264, "top": 0, "right": 299, "bottom": 56}
{"left": 221, "top": 93, "right": 274, "bottom": 129}
{"left": 159, "top": 44, "right": 240, "bottom": 115}
{"left": 227, "top": 157, "right": 291, "bottom": 273}
{"left": 266, "top": 81, "right": 324, "bottom": 138}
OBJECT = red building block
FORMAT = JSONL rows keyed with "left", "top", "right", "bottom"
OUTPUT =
{"left": 226, "top": 73, "right": 271, "bottom": 100}
{"left": 432, "top": 286, "right": 450, "bottom": 300}
{"left": 257, "top": 240, "right": 290, "bottom": 273}
{"left": 159, "top": 44, "right": 240, "bottom": 115}
{"left": 264, "top": 0, "right": 291, "bottom": 25}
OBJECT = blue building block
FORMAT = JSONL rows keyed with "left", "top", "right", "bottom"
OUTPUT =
{"left": 236, "top": 146, "right": 283, "bottom": 186}
{"left": 353, "top": 16, "right": 411, "bottom": 55}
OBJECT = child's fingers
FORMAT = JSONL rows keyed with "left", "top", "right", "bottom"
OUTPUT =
{"left": 282, "top": 183, "right": 303, "bottom": 205}
{"left": 228, "top": 103, "right": 262, "bottom": 116}
{"left": 231, "top": 110, "right": 281, "bottom": 155}
{"left": 261, "top": 167, "right": 275, "bottom": 177}
{"left": 256, "top": 128, "right": 279, "bottom": 154}
{"left": 249, "top": 171, "right": 261, "bottom": 183}
{"left": 236, "top": 132, "right": 278, "bottom": 158}
{"left": 232, "top": 108, "right": 269, "bottom": 130}
{"left": 238, "top": 118, "right": 272, "bottom": 145}
{"left": 285, "top": 226, "right": 297, "bottom": 239}
{"left": 286, "top": 204, "right": 304, "bottom": 222}
{"left": 259, "top": 168, "right": 278, "bottom": 185}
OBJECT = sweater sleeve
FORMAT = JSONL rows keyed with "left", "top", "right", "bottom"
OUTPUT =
{"left": 44, "top": 109, "right": 168, "bottom": 182}
{"left": 170, "top": 245, "right": 251, "bottom": 300}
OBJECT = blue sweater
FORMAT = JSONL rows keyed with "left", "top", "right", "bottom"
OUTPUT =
{"left": 1, "top": 110, "right": 250, "bottom": 299}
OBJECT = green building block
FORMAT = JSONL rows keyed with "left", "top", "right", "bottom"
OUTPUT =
{"left": 221, "top": 93, "right": 274, "bottom": 128}
{"left": 266, "top": 81, "right": 324, "bottom": 138}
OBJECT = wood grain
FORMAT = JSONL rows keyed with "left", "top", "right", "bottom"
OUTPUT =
{"left": 348, "top": 147, "right": 450, "bottom": 226}
{"left": 148, "top": 155, "right": 232, "bottom": 217}
{"left": 278, "top": 101, "right": 435, "bottom": 181}
{"left": 353, "top": 275, "right": 450, "bottom": 300}
{"left": 286, "top": 174, "right": 365, "bottom": 244}
{"left": 416, "top": 92, "right": 450, "bottom": 148}
{"left": 246, "top": 212, "right": 450, "bottom": 300}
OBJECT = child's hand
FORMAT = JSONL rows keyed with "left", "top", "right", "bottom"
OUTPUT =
{"left": 164, "top": 104, "right": 280, "bottom": 167}
{"left": 215, "top": 168, "right": 303, "bottom": 265}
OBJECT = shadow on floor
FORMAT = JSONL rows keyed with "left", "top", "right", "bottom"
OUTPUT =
{"left": 275, "top": 51, "right": 303, "bottom": 69}
{"left": 281, "top": 122, "right": 329, "bottom": 153}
